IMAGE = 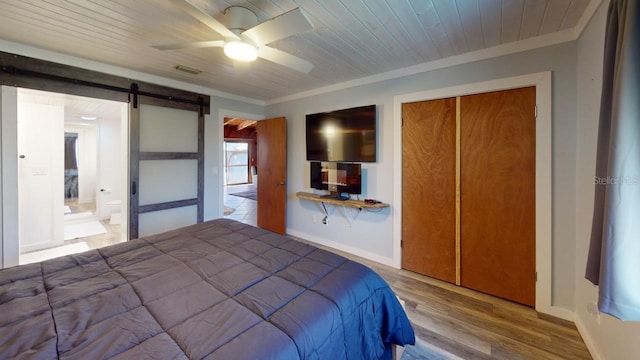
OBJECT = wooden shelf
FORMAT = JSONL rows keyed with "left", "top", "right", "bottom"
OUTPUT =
{"left": 296, "top": 192, "right": 389, "bottom": 225}
{"left": 296, "top": 192, "right": 389, "bottom": 209}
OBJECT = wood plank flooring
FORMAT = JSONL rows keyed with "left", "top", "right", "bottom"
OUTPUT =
{"left": 323, "top": 247, "right": 592, "bottom": 360}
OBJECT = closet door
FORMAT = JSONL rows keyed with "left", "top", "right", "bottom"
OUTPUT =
{"left": 460, "top": 87, "right": 536, "bottom": 306}
{"left": 129, "top": 95, "right": 204, "bottom": 238}
{"left": 402, "top": 98, "right": 457, "bottom": 283}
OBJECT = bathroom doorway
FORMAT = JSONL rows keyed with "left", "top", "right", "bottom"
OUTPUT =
{"left": 17, "top": 89, "right": 128, "bottom": 264}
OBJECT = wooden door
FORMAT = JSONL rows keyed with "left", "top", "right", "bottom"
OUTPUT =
{"left": 460, "top": 87, "right": 536, "bottom": 306}
{"left": 402, "top": 98, "right": 457, "bottom": 283}
{"left": 129, "top": 95, "right": 204, "bottom": 239}
{"left": 257, "top": 117, "right": 287, "bottom": 234}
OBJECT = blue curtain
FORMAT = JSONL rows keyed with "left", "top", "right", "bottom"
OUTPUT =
{"left": 586, "top": 0, "right": 640, "bottom": 321}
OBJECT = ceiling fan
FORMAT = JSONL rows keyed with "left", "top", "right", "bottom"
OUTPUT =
{"left": 154, "top": 0, "right": 315, "bottom": 73}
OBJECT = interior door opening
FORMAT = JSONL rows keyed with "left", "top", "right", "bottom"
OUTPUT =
{"left": 223, "top": 118, "right": 258, "bottom": 227}
{"left": 16, "top": 88, "right": 128, "bottom": 265}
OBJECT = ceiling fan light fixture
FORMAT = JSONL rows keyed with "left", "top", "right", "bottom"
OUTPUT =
{"left": 224, "top": 41, "right": 257, "bottom": 62}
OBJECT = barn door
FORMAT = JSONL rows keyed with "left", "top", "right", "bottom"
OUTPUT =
{"left": 128, "top": 90, "right": 204, "bottom": 239}
{"left": 257, "top": 117, "right": 287, "bottom": 234}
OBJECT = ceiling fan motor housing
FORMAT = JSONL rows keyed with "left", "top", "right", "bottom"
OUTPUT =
{"left": 224, "top": 6, "right": 258, "bottom": 36}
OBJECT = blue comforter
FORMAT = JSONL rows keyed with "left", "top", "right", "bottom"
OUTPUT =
{"left": 0, "top": 219, "right": 415, "bottom": 359}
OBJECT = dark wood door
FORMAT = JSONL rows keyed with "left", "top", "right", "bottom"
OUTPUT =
{"left": 402, "top": 98, "right": 457, "bottom": 283}
{"left": 257, "top": 117, "right": 287, "bottom": 234}
{"left": 460, "top": 87, "right": 536, "bottom": 306}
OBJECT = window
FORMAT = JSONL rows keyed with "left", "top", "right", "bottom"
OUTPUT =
{"left": 224, "top": 141, "right": 249, "bottom": 185}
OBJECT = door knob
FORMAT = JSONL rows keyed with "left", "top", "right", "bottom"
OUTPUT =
{"left": 19, "top": 154, "right": 25, "bottom": 159}
{"left": 277, "top": 181, "right": 286, "bottom": 186}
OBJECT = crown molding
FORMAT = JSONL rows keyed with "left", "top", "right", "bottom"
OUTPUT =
{"left": 266, "top": 28, "right": 576, "bottom": 106}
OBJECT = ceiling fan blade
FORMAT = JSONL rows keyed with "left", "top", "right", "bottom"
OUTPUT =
{"left": 152, "top": 40, "right": 225, "bottom": 50}
{"left": 257, "top": 46, "right": 314, "bottom": 74}
{"left": 171, "top": 0, "right": 240, "bottom": 41}
{"left": 241, "top": 8, "right": 313, "bottom": 47}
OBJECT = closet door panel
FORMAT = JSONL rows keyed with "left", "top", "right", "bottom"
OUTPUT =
{"left": 460, "top": 87, "right": 536, "bottom": 306}
{"left": 402, "top": 98, "right": 457, "bottom": 283}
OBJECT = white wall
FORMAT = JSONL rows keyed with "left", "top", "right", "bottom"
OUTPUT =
{"left": 268, "top": 41, "right": 579, "bottom": 311}
{"left": 574, "top": 1, "right": 640, "bottom": 359}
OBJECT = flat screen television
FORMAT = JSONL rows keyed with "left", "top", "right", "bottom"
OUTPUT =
{"left": 310, "top": 162, "right": 362, "bottom": 197}
{"left": 306, "top": 105, "right": 376, "bottom": 162}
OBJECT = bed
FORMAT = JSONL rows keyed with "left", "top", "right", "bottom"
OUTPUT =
{"left": 0, "top": 218, "right": 414, "bottom": 359}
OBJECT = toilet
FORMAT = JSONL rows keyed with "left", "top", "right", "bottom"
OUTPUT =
{"left": 106, "top": 200, "right": 121, "bottom": 225}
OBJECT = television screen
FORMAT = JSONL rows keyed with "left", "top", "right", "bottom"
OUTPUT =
{"left": 306, "top": 105, "right": 376, "bottom": 162}
{"left": 310, "top": 162, "right": 362, "bottom": 195}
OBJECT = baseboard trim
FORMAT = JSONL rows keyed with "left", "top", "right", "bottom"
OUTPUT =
{"left": 20, "top": 240, "right": 65, "bottom": 254}
{"left": 536, "top": 305, "right": 575, "bottom": 322}
{"left": 287, "top": 229, "right": 396, "bottom": 268}
{"left": 574, "top": 315, "right": 603, "bottom": 360}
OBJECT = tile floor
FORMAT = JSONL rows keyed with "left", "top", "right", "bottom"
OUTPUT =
{"left": 66, "top": 220, "right": 124, "bottom": 250}
{"left": 19, "top": 187, "right": 255, "bottom": 264}
{"left": 20, "top": 219, "right": 124, "bottom": 264}
{"left": 223, "top": 183, "right": 257, "bottom": 226}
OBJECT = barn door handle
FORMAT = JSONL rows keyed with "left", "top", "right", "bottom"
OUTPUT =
{"left": 131, "top": 181, "right": 137, "bottom": 195}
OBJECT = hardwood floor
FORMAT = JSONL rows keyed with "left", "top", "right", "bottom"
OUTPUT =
{"left": 324, "top": 248, "right": 592, "bottom": 360}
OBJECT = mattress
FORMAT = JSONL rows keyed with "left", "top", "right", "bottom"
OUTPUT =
{"left": 0, "top": 218, "right": 415, "bottom": 359}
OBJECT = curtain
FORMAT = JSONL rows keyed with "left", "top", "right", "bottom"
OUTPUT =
{"left": 586, "top": 0, "right": 640, "bottom": 321}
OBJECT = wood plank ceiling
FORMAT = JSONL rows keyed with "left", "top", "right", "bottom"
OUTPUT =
{"left": 0, "top": 0, "right": 592, "bottom": 102}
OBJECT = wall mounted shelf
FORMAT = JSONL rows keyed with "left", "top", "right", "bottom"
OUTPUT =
{"left": 296, "top": 192, "right": 389, "bottom": 225}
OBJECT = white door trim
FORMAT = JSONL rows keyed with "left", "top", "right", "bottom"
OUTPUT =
{"left": 1, "top": 86, "right": 19, "bottom": 268}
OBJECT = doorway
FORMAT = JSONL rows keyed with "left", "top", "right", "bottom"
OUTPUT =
{"left": 223, "top": 117, "right": 257, "bottom": 226}
{"left": 220, "top": 115, "right": 288, "bottom": 234}
{"left": 17, "top": 89, "right": 128, "bottom": 264}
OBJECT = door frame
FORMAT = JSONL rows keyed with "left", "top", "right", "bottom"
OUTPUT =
{"left": 0, "top": 52, "right": 210, "bottom": 266}
{"left": 392, "top": 72, "right": 564, "bottom": 319}
{"left": 1, "top": 87, "right": 129, "bottom": 266}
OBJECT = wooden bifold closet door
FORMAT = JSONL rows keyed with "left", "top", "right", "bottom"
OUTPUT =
{"left": 402, "top": 98, "right": 457, "bottom": 283}
{"left": 402, "top": 87, "right": 536, "bottom": 307}
{"left": 460, "top": 87, "right": 536, "bottom": 306}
